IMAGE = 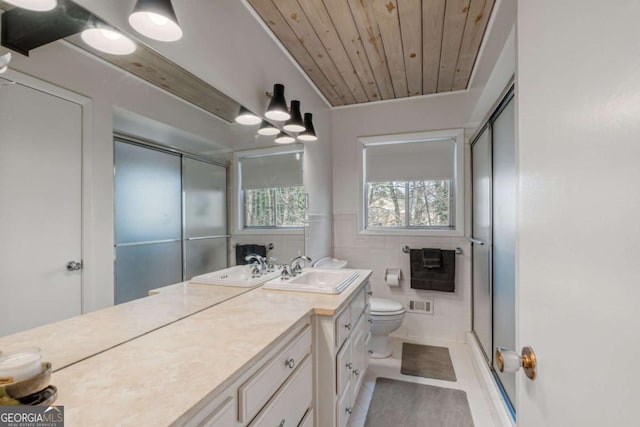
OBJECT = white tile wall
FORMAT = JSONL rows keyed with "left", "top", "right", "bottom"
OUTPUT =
{"left": 334, "top": 214, "right": 471, "bottom": 342}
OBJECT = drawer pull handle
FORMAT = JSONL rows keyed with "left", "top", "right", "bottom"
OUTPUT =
{"left": 346, "top": 362, "right": 353, "bottom": 370}
{"left": 285, "top": 358, "right": 295, "bottom": 369}
{"left": 279, "top": 419, "right": 286, "bottom": 427}
{"left": 346, "top": 407, "right": 352, "bottom": 415}
{"left": 344, "top": 323, "right": 352, "bottom": 330}
{"left": 368, "top": 318, "right": 373, "bottom": 324}
{"left": 367, "top": 290, "right": 373, "bottom": 296}
{"left": 368, "top": 350, "right": 374, "bottom": 355}
{"left": 353, "top": 369, "right": 360, "bottom": 376}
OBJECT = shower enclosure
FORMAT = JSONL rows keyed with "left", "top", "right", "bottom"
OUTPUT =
{"left": 114, "top": 138, "right": 228, "bottom": 304}
{"left": 471, "top": 86, "right": 516, "bottom": 417}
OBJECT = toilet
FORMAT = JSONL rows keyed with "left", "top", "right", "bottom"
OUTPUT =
{"left": 313, "top": 257, "right": 406, "bottom": 358}
{"left": 369, "top": 297, "right": 406, "bottom": 359}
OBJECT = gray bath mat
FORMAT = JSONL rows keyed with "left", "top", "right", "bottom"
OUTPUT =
{"left": 364, "top": 378, "right": 474, "bottom": 427}
{"left": 401, "top": 343, "right": 457, "bottom": 381}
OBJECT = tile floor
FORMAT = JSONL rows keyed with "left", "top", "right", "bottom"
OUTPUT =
{"left": 347, "top": 337, "right": 500, "bottom": 427}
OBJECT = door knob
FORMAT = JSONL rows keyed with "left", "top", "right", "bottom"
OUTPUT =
{"left": 66, "top": 260, "right": 83, "bottom": 271}
{"left": 495, "top": 346, "right": 537, "bottom": 380}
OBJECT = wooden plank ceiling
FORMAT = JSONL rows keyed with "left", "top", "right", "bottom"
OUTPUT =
{"left": 248, "top": 0, "right": 495, "bottom": 106}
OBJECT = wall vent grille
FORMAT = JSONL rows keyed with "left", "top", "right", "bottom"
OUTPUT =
{"left": 408, "top": 299, "right": 434, "bottom": 315}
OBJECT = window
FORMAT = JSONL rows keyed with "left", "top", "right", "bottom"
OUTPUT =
{"left": 360, "top": 129, "right": 464, "bottom": 235}
{"left": 238, "top": 150, "right": 305, "bottom": 229}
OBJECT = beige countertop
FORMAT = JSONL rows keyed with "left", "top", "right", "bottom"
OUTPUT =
{"left": 0, "top": 282, "right": 252, "bottom": 370}
{"left": 49, "top": 269, "right": 372, "bottom": 426}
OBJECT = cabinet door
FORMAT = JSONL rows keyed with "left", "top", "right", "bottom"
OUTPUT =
{"left": 351, "top": 315, "right": 366, "bottom": 400}
{"left": 335, "top": 307, "right": 352, "bottom": 348}
{"left": 336, "top": 379, "right": 352, "bottom": 427}
{"left": 336, "top": 337, "right": 352, "bottom": 397}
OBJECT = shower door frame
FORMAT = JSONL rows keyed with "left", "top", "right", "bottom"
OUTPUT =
{"left": 113, "top": 134, "right": 230, "bottom": 296}
{"left": 470, "top": 82, "right": 516, "bottom": 418}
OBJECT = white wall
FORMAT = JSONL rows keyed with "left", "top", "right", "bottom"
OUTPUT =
{"left": 331, "top": 95, "right": 474, "bottom": 342}
{"left": 516, "top": 0, "right": 640, "bottom": 425}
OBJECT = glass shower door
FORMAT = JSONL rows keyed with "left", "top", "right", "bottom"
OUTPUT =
{"left": 183, "top": 158, "right": 228, "bottom": 279}
{"left": 114, "top": 141, "right": 183, "bottom": 304}
{"left": 471, "top": 125, "right": 493, "bottom": 362}
{"left": 492, "top": 96, "right": 517, "bottom": 407}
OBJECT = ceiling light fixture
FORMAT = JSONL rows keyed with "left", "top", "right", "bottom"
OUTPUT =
{"left": 275, "top": 132, "right": 295, "bottom": 144}
{"left": 129, "top": 0, "right": 183, "bottom": 42}
{"left": 283, "top": 100, "right": 305, "bottom": 133}
{"left": 265, "top": 84, "right": 290, "bottom": 121}
{"left": 235, "top": 106, "right": 261, "bottom": 125}
{"left": 4, "top": 0, "right": 57, "bottom": 12}
{"left": 257, "top": 121, "right": 280, "bottom": 136}
{"left": 80, "top": 27, "right": 136, "bottom": 55}
{"left": 298, "top": 113, "right": 318, "bottom": 142}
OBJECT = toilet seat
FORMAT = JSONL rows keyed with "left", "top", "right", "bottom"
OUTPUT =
{"left": 370, "top": 298, "right": 405, "bottom": 316}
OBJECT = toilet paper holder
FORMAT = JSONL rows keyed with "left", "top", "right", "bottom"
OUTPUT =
{"left": 384, "top": 268, "right": 402, "bottom": 286}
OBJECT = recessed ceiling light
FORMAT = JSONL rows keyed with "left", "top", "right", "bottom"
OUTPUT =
{"left": 81, "top": 28, "right": 137, "bottom": 55}
{"left": 129, "top": 0, "right": 183, "bottom": 42}
{"left": 5, "top": 0, "right": 56, "bottom": 12}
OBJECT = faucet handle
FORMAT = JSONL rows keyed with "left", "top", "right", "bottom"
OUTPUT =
{"left": 281, "top": 265, "right": 293, "bottom": 280}
{"left": 268, "top": 256, "right": 277, "bottom": 272}
{"left": 250, "top": 264, "right": 261, "bottom": 277}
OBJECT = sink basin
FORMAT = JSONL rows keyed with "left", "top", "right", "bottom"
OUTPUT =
{"left": 190, "top": 265, "right": 281, "bottom": 287}
{"left": 262, "top": 269, "right": 359, "bottom": 294}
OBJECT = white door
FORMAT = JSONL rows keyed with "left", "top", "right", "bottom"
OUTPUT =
{"left": 0, "top": 78, "right": 82, "bottom": 336}
{"left": 516, "top": 0, "right": 640, "bottom": 426}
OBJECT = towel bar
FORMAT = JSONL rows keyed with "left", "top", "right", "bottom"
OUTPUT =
{"left": 402, "top": 246, "right": 463, "bottom": 255}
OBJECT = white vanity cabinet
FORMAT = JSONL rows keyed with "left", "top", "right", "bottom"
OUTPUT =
{"left": 181, "top": 318, "right": 312, "bottom": 427}
{"left": 316, "top": 281, "right": 371, "bottom": 427}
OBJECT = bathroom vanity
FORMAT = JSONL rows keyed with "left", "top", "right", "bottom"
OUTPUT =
{"left": 0, "top": 268, "right": 372, "bottom": 427}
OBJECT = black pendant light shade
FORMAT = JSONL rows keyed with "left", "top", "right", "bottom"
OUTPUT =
{"left": 298, "top": 113, "right": 317, "bottom": 142}
{"left": 283, "top": 100, "right": 305, "bottom": 132}
{"left": 257, "top": 120, "right": 280, "bottom": 136}
{"left": 275, "top": 131, "right": 295, "bottom": 144}
{"left": 265, "top": 84, "right": 290, "bottom": 121}
{"left": 235, "top": 106, "right": 261, "bottom": 125}
{"left": 129, "top": 0, "right": 183, "bottom": 42}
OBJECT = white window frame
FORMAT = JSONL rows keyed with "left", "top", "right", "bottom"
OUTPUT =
{"left": 358, "top": 129, "right": 465, "bottom": 237}
{"left": 233, "top": 145, "right": 305, "bottom": 235}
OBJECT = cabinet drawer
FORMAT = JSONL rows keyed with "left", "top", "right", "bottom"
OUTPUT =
{"left": 336, "top": 336, "right": 352, "bottom": 396}
{"left": 350, "top": 288, "right": 366, "bottom": 326}
{"left": 336, "top": 379, "right": 351, "bottom": 427}
{"left": 249, "top": 355, "right": 312, "bottom": 427}
{"left": 239, "top": 326, "right": 311, "bottom": 423}
{"left": 335, "top": 307, "right": 352, "bottom": 348}
{"left": 299, "top": 409, "right": 313, "bottom": 427}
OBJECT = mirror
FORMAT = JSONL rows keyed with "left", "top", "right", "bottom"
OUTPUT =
{"left": 0, "top": 1, "right": 308, "bottom": 353}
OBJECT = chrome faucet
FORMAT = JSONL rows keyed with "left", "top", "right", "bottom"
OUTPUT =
{"left": 245, "top": 254, "right": 267, "bottom": 276}
{"left": 289, "top": 255, "right": 312, "bottom": 277}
